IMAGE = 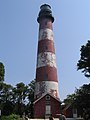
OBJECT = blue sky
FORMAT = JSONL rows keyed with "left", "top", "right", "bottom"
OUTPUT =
{"left": 0, "top": 0, "right": 90, "bottom": 100}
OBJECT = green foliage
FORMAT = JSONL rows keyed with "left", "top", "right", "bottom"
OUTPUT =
{"left": 12, "top": 82, "right": 28, "bottom": 115}
{"left": 77, "top": 40, "right": 90, "bottom": 77}
{"left": 75, "top": 84, "right": 90, "bottom": 110}
{"left": 0, "top": 80, "right": 35, "bottom": 118}
{"left": 74, "top": 84, "right": 90, "bottom": 118}
{"left": 13, "top": 82, "right": 28, "bottom": 103}
{"left": 0, "top": 62, "right": 5, "bottom": 82}
{"left": 63, "top": 93, "right": 76, "bottom": 105}
{"left": 0, "top": 82, "right": 14, "bottom": 115}
{"left": 1, "top": 114, "right": 22, "bottom": 120}
{"left": 27, "top": 80, "right": 35, "bottom": 118}
{"left": 63, "top": 84, "right": 90, "bottom": 117}
{"left": 28, "top": 80, "right": 35, "bottom": 103}
{"left": 0, "top": 61, "right": 35, "bottom": 117}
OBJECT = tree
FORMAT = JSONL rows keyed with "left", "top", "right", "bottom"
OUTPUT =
{"left": 63, "top": 84, "right": 90, "bottom": 119}
{"left": 74, "top": 84, "right": 90, "bottom": 118}
{"left": 0, "top": 83, "right": 13, "bottom": 102}
{"left": 27, "top": 80, "right": 35, "bottom": 103}
{"left": 13, "top": 82, "right": 28, "bottom": 104}
{"left": 12, "top": 82, "right": 28, "bottom": 115}
{"left": 0, "top": 62, "right": 5, "bottom": 82}
{"left": 0, "top": 82, "right": 14, "bottom": 115}
{"left": 63, "top": 93, "right": 76, "bottom": 105}
{"left": 27, "top": 80, "right": 35, "bottom": 118}
{"left": 77, "top": 40, "right": 90, "bottom": 78}
{"left": 0, "top": 79, "right": 35, "bottom": 117}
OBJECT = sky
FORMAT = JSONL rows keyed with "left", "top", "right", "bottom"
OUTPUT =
{"left": 0, "top": 0, "right": 90, "bottom": 101}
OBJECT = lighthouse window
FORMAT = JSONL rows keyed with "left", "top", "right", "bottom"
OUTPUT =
{"left": 46, "top": 95, "right": 50, "bottom": 100}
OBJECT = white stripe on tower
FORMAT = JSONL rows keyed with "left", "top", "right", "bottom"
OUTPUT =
{"left": 34, "top": 81, "right": 59, "bottom": 98}
{"left": 39, "top": 28, "right": 53, "bottom": 41}
{"left": 37, "top": 52, "right": 56, "bottom": 68}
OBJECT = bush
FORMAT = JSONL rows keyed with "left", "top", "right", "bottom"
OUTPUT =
{"left": 1, "top": 114, "right": 23, "bottom": 120}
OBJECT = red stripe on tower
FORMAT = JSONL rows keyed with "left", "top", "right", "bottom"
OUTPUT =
{"left": 34, "top": 4, "right": 61, "bottom": 118}
{"left": 38, "top": 40, "right": 55, "bottom": 53}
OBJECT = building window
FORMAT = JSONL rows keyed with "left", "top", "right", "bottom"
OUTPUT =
{"left": 46, "top": 95, "right": 50, "bottom": 100}
{"left": 73, "top": 108, "right": 77, "bottom": 118}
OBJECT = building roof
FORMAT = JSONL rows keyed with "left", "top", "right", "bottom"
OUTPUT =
{"left": 34, "top": 92, "right": 61, "bottom": 104}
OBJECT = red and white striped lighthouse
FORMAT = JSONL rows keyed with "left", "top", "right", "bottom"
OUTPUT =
{"left": 34, "top": 4, "right": 61, "bottom": 118}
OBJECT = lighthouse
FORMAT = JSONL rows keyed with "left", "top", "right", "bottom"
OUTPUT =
{"left": 34, "top": 4, "right": 61, "bottom": 118}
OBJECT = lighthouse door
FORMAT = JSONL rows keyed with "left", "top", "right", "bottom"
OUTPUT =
{"left": 45, "top": 105, "right": 51, "bottom": 115}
